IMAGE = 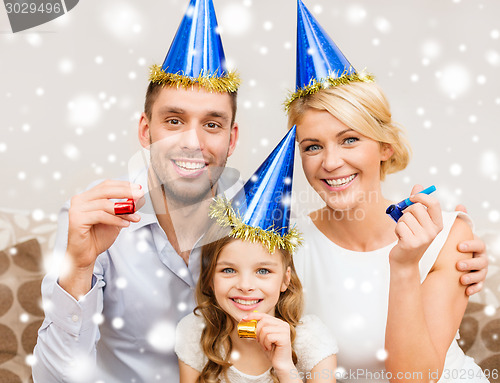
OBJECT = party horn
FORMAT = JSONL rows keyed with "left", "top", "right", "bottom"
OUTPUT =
{"left": 386, "top": 185, "right": 436, "bottom": 222}
{"left": 237, "top": 319, "right": 258, "bottom": 339}
{"left": 114, "top": 199, "right": 136, "bottom": 215}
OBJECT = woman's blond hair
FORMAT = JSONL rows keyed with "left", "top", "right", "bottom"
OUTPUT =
{"left": 194, "top": 224, "right": 304, "bottom": 382}
{"left": 287, "top": 81, "right": 411, "bottom": 180}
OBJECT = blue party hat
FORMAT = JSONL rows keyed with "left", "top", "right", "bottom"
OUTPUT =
{"left": 285, "top": 0, "right": 374, "bottom": 109}
{"left": 150, "top": 0, "right": 240, "bottom": 93}
{"left": 210, "top": 126, "right": 301, "bottom": 253}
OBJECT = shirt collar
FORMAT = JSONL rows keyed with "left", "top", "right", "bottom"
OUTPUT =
{"left": 128, "top": 166, "right": 243, "bottom": 232}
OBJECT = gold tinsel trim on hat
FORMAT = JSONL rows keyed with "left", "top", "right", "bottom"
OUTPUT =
{"left": 284, "top": 69, "right": 375, "bottom": 111}
{"left": 149, "top": 65, "right": 241, "bottom": 93}
{"left": 209, "top": 197, "right": 303, "bottom": 254}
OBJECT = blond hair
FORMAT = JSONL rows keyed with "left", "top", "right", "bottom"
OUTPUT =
{"left": 287, "top": 82, "right": 411, "bottom": 180}
{"left": 194, "top": 224, "right": 304, "bottom": 382}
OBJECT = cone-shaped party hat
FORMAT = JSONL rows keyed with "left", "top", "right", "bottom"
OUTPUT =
{"left": 285, "top": 0, "right": 374, "bottom": 109}
{"left": 149, "top": 0, "right": 240, "bottom": 93}
{"left": 210, "top": 126, "right": 301, "bottom": 253}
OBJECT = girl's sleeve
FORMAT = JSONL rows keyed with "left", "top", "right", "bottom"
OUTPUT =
{"left": 175, "top": 312, "right": 208, "bottom": 372}
{"left": 294, "top": 314, "right": 338, "bottom": 374}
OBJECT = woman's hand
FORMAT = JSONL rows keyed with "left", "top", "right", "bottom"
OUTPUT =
{"left": 242, "top": 312, "right": 295, "bottom": 374}
{"left": 389, "top": 184, "right": 443, "bottom": 268}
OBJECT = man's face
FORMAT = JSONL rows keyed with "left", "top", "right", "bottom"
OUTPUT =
{"left": 139, "top": 86, "right": 238, "bottom": 206}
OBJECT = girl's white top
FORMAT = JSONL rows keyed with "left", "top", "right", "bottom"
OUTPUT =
{"left": 175, "top": 313, "right": 338, "bottom": 382}
{"left": 292, "top": 211, "right": 488, "bottom": 383}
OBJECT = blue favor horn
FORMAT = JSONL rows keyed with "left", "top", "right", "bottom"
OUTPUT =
{"left": 386, "top": 185, "right": 437, "bottom": 222}
{"left": 210, "top": 126, "right": 302, "bottom": 253}
{"left": 149, "top": 0, "right": 240, "bottom": 92}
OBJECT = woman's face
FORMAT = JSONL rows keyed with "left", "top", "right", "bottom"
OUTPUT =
{"left": 295, "top": 108, "right": 393, "bottom": 213}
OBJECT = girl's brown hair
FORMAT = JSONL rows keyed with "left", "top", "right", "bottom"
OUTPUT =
{"left": 194, "top": 223, "right": 304, "bottom": 382}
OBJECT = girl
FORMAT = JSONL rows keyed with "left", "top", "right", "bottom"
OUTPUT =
{"left": 175, "top": 127, "right": 337, "bottom": 382}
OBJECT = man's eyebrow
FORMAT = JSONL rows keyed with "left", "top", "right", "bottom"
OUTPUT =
{"left": 205, "top": 110, "right": 230, "bottom": 122}
{"left": 157, "top": 106, "right": 185, "bottom": 116}
{"left": 155, "top": 107, "right": 229, "bottom": 122}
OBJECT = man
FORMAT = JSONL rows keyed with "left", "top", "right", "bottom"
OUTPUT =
{"left": 33, "top": 0, "right": 488, "bottom": 382}
{"left": 33, "top": 0, "right": 241, "bottom": 381}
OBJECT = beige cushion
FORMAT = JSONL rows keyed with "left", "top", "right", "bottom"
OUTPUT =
{"left": 0, "top": 239, "right": 42, "bottom": 383}
{"left": 0, "top": 210, "right": 56, "bottom": 383}
{"left": 459, "top": 302, "right": 500, "bottom": 383}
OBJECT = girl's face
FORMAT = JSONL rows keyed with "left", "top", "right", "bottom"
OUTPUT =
{"left": 213, "top": 239, "right": 291, "bottom": 322}
{"left": 296, "top": 109, "right": 393, "bottom": 212}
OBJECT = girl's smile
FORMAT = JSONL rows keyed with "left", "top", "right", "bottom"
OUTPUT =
{"left": 229, "top": 297, "right": 263, "bottom": 311}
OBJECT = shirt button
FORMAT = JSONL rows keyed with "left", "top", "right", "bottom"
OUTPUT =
{"left": 71, "top": 314, "right": 79, "bottom": 322}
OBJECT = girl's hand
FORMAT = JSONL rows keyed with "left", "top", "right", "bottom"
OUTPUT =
{"left": 389, "top": 184, "right": 443, "bottom": 268}
{"left": 242, "top": 312, "right": 294, "bottom": 374}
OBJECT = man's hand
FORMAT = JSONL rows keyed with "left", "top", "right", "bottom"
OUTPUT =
{"left": 455, "top": 204, "right": 488, "bottom": 296}
{"left": 59, "top": 180, "right": 144, "bottom": 299}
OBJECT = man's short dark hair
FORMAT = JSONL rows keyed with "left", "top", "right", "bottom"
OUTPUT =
{"left": 144, "top": 82, "right": 238, "bottom": 126}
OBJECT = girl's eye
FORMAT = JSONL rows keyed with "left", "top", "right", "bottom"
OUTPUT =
{"left": 256, "top": 269, "right": 270, "bottom": 275}
{"left": 221, "top": 268, "right": 235, "bottom": 274}
{"left": 343, "top": 137, "right": 359, "bottom": 145}
{"left": 303, "top": 144, "right": 321, "bottom": 152}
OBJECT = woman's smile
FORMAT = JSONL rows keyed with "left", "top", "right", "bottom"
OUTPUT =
{"left": 323, "top": 173, "right": 357, "bottom": 190}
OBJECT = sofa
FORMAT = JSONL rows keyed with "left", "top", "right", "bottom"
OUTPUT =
{"left": 0, "top": 209, "right": 56, "bottom": 383}
{"left": 0, "top": 208, "right": 499, "bottom": 382}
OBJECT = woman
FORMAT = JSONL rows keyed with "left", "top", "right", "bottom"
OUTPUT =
{"left": 287, "top": 1, "right": 489, "bottom": 381}
{"left": 289, "top": 82, "right": 486, "bottom": 382}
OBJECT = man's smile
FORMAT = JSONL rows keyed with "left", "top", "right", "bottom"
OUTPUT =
{"left": 172, "top": 159, "right": 208, "bottom": 177}
{"left": 173, "top": 159, "right": 207, "bottom": 170}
